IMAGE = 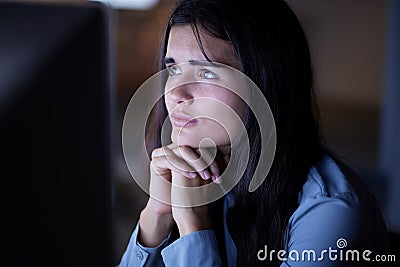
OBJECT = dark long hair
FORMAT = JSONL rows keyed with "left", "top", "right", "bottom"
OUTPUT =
{"left": 146, "top": 0, "right": 325, "bottom": 266}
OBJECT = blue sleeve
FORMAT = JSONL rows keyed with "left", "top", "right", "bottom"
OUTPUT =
{"left": 161, "top": 230, "right": 222, "bottom": 266}
{"left": 117, "top": 222, "right": 172, "bottom": 267}
{"left": 280, "top": 195, "right": 376, "bottom": 267}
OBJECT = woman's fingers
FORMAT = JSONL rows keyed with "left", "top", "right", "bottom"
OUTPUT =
{"left": 151, "top": 146, "right": 197, "bottom": 179}
{"left": 171, "top": 146, "right": 221, "bottom": 182}
{"left": 151, "top": 144, "right": 223, "bottom": 183}
{"left": 176, "top": 146, "right": 208, "bottom": 179}
{"left": 171, "top": 146, "right": 209, "bottom": 179}
{"left": 196, "top": 147, "right": 221, "bottom": 183}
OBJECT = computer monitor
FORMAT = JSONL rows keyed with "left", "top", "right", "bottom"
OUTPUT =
{"left": 0, "top": 1, "right": 115, "bottom": 266}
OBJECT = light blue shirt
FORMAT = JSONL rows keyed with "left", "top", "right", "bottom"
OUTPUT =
{"left": 118, "top": 154, "right": 388, "bottom": 266}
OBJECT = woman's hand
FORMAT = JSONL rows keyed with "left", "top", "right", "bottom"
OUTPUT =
{"left": 171, "top": 171, "right": 213, "bottom": 237}
{"left": 167, "top": 145, "right": 222, "bottom": 237}
{"left": 139, "top": 143, "right": 227, "bottom": 245}
{"left": 139, "top": 144, "right": 199, "bottom": 247}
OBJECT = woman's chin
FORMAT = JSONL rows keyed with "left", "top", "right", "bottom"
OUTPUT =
{"left": 170, "top": 134, "right": 199, "bottom": 147}
{"left": 171, "top": 133, "right": 229, "bottom": 148}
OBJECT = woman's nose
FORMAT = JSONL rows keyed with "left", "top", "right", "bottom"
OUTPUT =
{"left": 166, "top": 84, "right": 193, "bottom": 105}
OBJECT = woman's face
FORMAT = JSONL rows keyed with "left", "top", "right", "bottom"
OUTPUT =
{"left": 165, "top": 25, "right": 246, "bottom": 148}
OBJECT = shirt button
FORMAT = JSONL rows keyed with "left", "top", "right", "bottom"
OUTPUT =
{"left": 136, "top": 250, "right": 143, "bottom": 261}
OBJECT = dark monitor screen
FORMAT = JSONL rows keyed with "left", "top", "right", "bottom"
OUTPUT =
{"left": 0, "top": 1, "right": 115, "bottom": 266}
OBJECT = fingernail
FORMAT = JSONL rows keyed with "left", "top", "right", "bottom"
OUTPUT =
{"left": 189, "top": 172, "right": 197, "bottom": 178}
{"left": 215, "top": 176, "right": 222, "bottom": 184}
{"left": 204, "top": 170, "right": 211, "bottom": 180}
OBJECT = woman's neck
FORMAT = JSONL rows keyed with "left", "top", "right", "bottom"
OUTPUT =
{"left": 218, "top": 144, "right": 231, "bottom": 164}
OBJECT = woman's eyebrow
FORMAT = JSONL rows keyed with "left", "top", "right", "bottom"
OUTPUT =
{"left": 188, "top": 59, "right": 220, "bottom": 67}
{"left": 164, "top": 57, "right": 175, "bottom": 66}
{"left": 164, "top": 57, "right": 229, "bottom": 68}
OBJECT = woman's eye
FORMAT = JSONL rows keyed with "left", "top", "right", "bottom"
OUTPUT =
{"left": 199, "top": 69, "right": 218, "bottom": 79}
{"left": 167, "top": 65, "right": 182, "bottom": 76}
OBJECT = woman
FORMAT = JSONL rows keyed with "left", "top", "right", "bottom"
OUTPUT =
{"left": 119, "top": 0, "right": 389, "bottom": 266}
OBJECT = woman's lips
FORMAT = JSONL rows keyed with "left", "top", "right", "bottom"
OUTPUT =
{"left": 170, "top": 113, "right": 198, "bottom": 127}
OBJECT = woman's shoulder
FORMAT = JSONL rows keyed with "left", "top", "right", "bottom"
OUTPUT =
{"left": 287, "top": 153, "right": 389, "bottom": 251}
{"left": 298, "top": 153, "right": 380, "bottom": 209}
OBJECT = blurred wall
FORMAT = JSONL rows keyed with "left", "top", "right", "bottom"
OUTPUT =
{"left": 112, "top": 0, "right": 177, "bottom": 261}
{"left": 288, "top": 0, "right": 386, "bottom": 108}
{"left": 380, "top": 0, "right": 400, "bottom": 234}
{"left": 290, "top": 0, "right": 387, "bottom": 172}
